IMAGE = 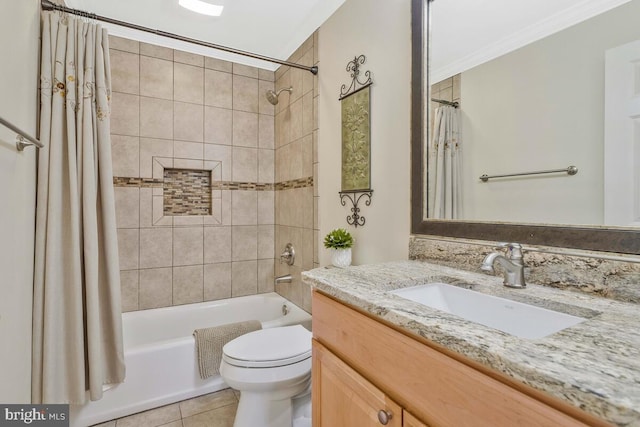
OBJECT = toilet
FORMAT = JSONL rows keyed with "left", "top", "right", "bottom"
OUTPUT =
{"left": 219, "top": 324, "right": 312, "bottom": 427}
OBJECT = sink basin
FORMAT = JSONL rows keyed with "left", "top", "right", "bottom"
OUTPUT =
{"left": 390, "top": 283, "right": 585, "bottom": 339}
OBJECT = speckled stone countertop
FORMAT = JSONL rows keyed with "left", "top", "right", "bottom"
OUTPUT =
{"left": 302, "top": 261, "right": 640, "bottom": 427}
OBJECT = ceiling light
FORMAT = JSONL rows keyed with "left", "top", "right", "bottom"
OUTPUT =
{"left": 179, "top": 0, "right": 224, "bottom": 16}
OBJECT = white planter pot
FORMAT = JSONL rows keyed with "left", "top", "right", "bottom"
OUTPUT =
{"left": 331, "top": 248, "right": 352, "bottom": 268}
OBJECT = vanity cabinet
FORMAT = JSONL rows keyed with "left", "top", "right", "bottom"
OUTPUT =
{"left": 312, "top": 290, "right": 611, "bottom": 427}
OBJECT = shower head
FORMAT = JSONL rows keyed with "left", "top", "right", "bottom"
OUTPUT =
{"left": 265, "top": 87, "right": 293, "bottom": 105}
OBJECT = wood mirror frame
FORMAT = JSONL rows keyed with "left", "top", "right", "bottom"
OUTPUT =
{"left": 409, "top": 0, "right": 640, "bottom": 255}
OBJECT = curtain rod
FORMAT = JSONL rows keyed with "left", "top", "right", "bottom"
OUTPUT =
{"left": 0, "top": 115, "right": 43, "bottom": 151}
{"left": 41, "top": 0, "right": 318, "bottom": 75}
{"left": 431, "top": 98, "right": 459, "bottom": 108}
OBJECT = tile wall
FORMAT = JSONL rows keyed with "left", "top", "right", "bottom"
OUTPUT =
{"left": 273, "top": 32, "right": 319, "bottom": 313}
{"left": 109, "top": 35, "right": 277, "bottom": 312}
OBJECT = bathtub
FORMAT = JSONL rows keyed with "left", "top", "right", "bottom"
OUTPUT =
{"left": 70, "top": 292, "right": 312, "bottom": 427}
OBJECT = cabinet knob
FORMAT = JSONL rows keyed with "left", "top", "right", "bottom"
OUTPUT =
{"left": 377, "top": 409, "right": 393, "bottom": 425}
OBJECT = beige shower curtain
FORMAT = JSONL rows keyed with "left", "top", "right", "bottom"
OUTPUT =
{"left": 428, "top": 105, "right": 462, "bottom": 219}
{"left": 32, "top": 12, "right": 125, "bottom": 404}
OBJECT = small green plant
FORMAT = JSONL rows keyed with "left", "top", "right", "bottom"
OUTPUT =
{"left": 323, "top": 228, "right": 353, "bottom": 249}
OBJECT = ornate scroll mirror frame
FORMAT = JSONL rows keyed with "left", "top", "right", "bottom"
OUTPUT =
{"left": 409, "top": 0, "right": 640, "bottom": 254}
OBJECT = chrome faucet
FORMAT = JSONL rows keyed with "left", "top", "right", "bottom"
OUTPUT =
{"left": 280, "top": 243, "right": 295, "bottom": 266}
{"left": 481, "top": 243, "right": 526, "bottom": 288}
{"left": 275, "top": 274, "right": 292, "bottom": 284}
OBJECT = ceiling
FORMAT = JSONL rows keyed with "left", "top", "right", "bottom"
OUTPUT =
{"left": 431, "top": 0, "right": 630, "bottom": 82}
{"left": 65, "top": 0, "right": 346, "bottom": 70}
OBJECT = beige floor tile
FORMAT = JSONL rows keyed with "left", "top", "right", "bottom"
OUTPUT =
{"left": 115, "top": 403, "right": 181, "bottom": 427}
{"left": 181, "top": 403, "right": 237, "bottom": 427}
{"left": 91, "top": 421, "right": 116, "bottom": 427}
{"left": 158, "top": 421, "right": 183, "bottom": 427}
{"left": 179, "top": 389, "right": 237, "bottom": 418}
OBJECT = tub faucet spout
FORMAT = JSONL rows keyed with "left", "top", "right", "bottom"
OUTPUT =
{"left": 275, "top": 274, "right": 292, "bottom": 284}
{"left": 481, "top": 243, "right": 526, "bottom": 288}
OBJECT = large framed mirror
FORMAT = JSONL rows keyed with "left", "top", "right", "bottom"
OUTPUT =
{"left": 411, "top": 0, "right": 640, "bottom": 254}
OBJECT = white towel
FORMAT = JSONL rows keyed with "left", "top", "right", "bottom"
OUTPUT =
{"left": 193, "top": 320, "right": 262, "bottom": 379}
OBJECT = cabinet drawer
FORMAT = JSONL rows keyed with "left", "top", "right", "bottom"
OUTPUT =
{"left": 312, "top": 291, "right": 605, "bottom": 427}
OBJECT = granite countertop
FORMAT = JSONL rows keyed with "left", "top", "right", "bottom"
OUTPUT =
{"left": 302, "top": 260, "right": 640, "bottom": 427}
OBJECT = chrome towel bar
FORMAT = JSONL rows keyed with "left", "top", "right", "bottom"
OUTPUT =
{"left": 479, "top": 165, "right": 578, "bottom": 182}
{"left": 0, "top": 115, "right": 43, "bottom": 151}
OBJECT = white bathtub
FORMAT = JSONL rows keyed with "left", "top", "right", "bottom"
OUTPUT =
{"left": 70, "top": 293, "right": 312, "bottom": 427}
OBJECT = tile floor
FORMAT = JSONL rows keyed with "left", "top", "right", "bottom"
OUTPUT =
{"left": 91, "top": 388, "right": 239, "bottom": 427}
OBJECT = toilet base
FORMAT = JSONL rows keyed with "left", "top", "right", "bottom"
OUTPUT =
{"left": 233, "top": 382, "right": 311, "bottom": 427}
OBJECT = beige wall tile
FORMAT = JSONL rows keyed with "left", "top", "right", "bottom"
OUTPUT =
{"left": 232, "top": 111, "right": 258, "bottom": 148}
{"left": 115, "top": 187, "right": 140, "bottom": 229}
{"left": 231, "top": 191, "right": 257, "bottom": 225}
{"left": 139, "top": 268, "right": 173, "bottom": 310}
{"left": 111, "top": 135, "right": 139, "bottom": 177}
{"left": 120, "top": 270, "right": 139, "bottom": 312}
{"left": 139, "top": 188, "right": 153, "bottom": 228}
{"left": 258, "top": 80, "right": 275, "bottom": 116}
{"left": 289, "top": 68, "right": 303, "bottom": 104}
{"left": 203, "top": 262, "right": 231, "bottom": 301}
{"left": 301, "top": 228, "right": 314, "bottom": 271}
{"left": 258, "top": 149, "right": 274, "bottom": 183}
{"left": 232, "top": 75, "right": 258, "bottom": 113}
{"left": 313, "top": 229, "right": 319, "bottom": 264}
{"left": 204, "top": 106, "right": 232, "bottom": 145}
{"left": 140, "top": 56, "right": 173, "bottom": 100}
{"left": 258, "top": 69, "right": 275, "bottom": 82}
{"left": 173, "top": 227, "right": 204, "bottom": 266}
{"left": 140, "top": 138, "right": 173, "bottom": 178}
{"left": 302, "top": 91, "right": 313, "bottom": 136}
{"left": 302, "top": 187, "right": 313, "bottom": 229}
{"left": 174, "top": 50, "right": 204, "bottom": 67}
{"left": 221, "top": 190, "right": 232, "bottom": 226}
{"left": 140, "top": 97, "right": 173, "bottom": 139}
{"left": 205, "top": 57, "right": 232, "bottom": 73}
{"left": 258, "top": 259, "right": 275, "bottom": 293}
{"left": 173, "top": 158, "right": 203, "bottom": 170}
{"left": 301, "top": 134, "right": 313, "bottom": 178}
{"left": 173, "top": 265, "right": 203, "bottom": 305}
{"left": 257, "top": 191, "right": 274, "bottom": 225}
{"left": 117, "top": 228, "right": 139, "bottom": 270}
{"left": 182, "top": 403, "right": 237, "bottom": 427}
{"left": 275, "top": 70, "right": 291, "bottom": 113}
{"left": 232, "top": 63, "right": 259, "bottom": 79}
{"left": 231, "top": 261, "right": 257, "bottom": 297}
{"left": 111, "top": 50, "right": 139, "bottom": 95}
{"left": 232, "top": 225, "right": 257, "bottom": 261}
{"left": 232, "top": 147, "right": 258, "bottom": 182}
{"left": 179, "top": 389, "right": 236, "bottom": 419}
{"left": 313, "top": 196, "right": 319, "bottom": 230}
{"left": 174, "top": 140, "right": 204, "bottom": 160}
{"left": 258, "top": 114, "right": 274, "bottom": 149}
{"left": 274, "top": 64, "right": 288, "bottom": 82}
{"left": 301, "top": 50, "right": 314, "bottom": 96}
{"left": 313, "top": 95, "right": 318, "bottom": 130}
{"left": 258, "top": 225, "right": 274, "bottom": 260}
{"left": 140, "top": 43, "right": 173, "bottom": 61}
{"left": 289, "top": 97, "right": 303, "bottom": 142}
{"left": 204, "top": 226, "right": 231, "bottom": 264}
{"left": 312, "top": 130, "right": 318, "bottom": 164}
{"left": 174, "top": 102, "right": 204, "bottom": 142}
{"left": 174, "top": 63, "right": 204, "bottom": 104}
{"left": 203, "top": 144, "right": 232, "bottom": 181}
{"left": 204, "top": 69, "right": 232, "bottom": 109}
{"left": 288, "top": 139, "right": 303, "bottom": 180}
{"left": 109, "top": 35, "right": 139, "bottom": 54}
{"left": 111, "top": 92, "right": 139, "bottom": 136}
{"left": 140, "top": 228, "right": 173, "bottom": 268}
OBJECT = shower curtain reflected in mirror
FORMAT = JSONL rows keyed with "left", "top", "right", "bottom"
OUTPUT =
{"left": 32, "top": 11, "right": 125, "bottom": 404}
{"left": 428, "top": 105, "right": 462, "bottom": 219}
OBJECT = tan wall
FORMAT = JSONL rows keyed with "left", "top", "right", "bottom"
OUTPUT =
{"left": 0, "top": 0, "right": 39, "bottom": 403}
{"left": 109, "top": 36, "right": 277, "bottom": 311}
{"left": 273, "top": 33, "right": 319, "bottom": 313}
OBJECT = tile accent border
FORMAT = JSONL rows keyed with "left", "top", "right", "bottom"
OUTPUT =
{"left": 163, "top": 169, "right": 212, "bottom": 216}
{"left": 114, "top": 176, "right": 314, "bottom": 191}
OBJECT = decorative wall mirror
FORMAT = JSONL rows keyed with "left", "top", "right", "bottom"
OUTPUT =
{"left": 410, "top": 0, "right": 640, "bottom": 254}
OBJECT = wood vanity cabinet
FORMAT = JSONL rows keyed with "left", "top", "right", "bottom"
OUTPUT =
{"left": 311, "top": 290, "right": 612, "bottom": 427}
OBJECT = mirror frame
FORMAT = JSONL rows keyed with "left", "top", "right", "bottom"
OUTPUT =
{"left": 410, "top": 0, "right": 640, "bottom": 255}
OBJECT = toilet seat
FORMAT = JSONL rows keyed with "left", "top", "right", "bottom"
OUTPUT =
{"left": 222, "top": 325, "right": 312, "bottom": 368}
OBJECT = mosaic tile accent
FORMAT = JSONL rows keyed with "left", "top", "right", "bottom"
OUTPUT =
{"left": 163, "top": 169, "right": 212, "bottom": 216}
{"left": 113, "top": 176, "right": 313, "bottom": 191}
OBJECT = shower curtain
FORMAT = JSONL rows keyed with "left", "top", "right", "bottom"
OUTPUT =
{"left": 428, "top": 105, "right": 462, "bottom": 219}
{"left": 32, "top": 12, "right": 125, "bottom": 404}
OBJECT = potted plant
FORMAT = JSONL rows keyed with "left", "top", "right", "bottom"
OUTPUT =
{"left": 324, "top": 228, "right": 353, "bottom": 268}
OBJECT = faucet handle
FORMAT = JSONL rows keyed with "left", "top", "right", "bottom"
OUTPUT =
{"left": 494, "top": 242, "right": 523, "bottom": 260}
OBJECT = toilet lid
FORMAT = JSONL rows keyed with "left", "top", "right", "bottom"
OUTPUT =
{"left": 222, "top": 325, "right": 312, "bottom": 368}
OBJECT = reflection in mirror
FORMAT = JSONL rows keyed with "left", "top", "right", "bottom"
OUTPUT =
{"left": 426, "top": 0, "right": 640, "bottom": 227}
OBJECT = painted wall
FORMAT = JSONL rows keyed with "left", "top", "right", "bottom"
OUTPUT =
{"left": 458, "top": 0, "right": 640, "bottom": 225}
{"left": 318, "top": 0, "right": 411, "bottom": 266}
{"left": 0, "top": 0, "right": 39, "bottom": 403}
